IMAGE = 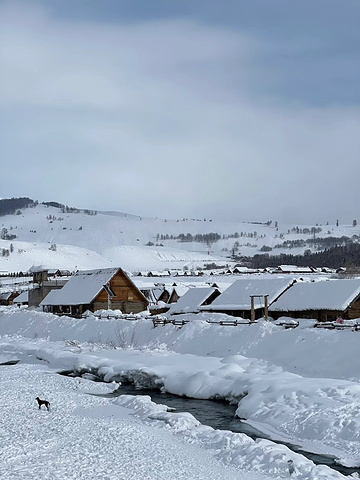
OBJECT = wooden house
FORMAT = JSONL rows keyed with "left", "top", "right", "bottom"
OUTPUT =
{"left": 40, "top": 267, "right": 148, "bottom": 317}
{"left": 269, "top": 279, "right": 360, "bottom": 322}
{"left": 0, "top": 292, "right": 20, "bottom": 305}
{"left": 202, "top": 278, "right": 296, "bottom": 319}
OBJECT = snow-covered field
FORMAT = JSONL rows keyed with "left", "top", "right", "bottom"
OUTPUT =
{"left": 1, "top": 203, "right": 359, "bottom": 273}
{"left": 1, "top": 306, "right": 360, "bottom": 479}
{"left": 2, "top": 363, "right": 267, "bottom": 480}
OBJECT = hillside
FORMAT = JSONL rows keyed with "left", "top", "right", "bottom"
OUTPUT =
{"left": 0, "top": 199, "right": 360, "bottom": 273}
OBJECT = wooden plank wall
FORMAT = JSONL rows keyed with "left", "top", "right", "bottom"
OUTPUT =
{"left": 94, "top": 270, "right": 148, "bottom": 313}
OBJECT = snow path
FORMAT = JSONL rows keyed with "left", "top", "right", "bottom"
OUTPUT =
{"left": 0, "top": 363, "right": 266, "bottom": 480}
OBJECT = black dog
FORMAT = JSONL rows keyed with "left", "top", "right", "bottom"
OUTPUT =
{"left": 36, "top": 397, "right": 50, "bottom": 411}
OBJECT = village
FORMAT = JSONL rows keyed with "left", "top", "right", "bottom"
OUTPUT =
{"left": 1, "top": 0, "right": 359, "bottom": 477}
{"left": 1, "top": 264, "right": 360, "bottom": 331}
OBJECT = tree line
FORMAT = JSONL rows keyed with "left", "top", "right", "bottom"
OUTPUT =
{"left": 156, "top": 232, "right": 221, "bottom": 244}
{"left": 0, "top": 197, "right": 36, "bottom": 216}
{"left": 250, "top": 243, "right": 360, "bottom": 269}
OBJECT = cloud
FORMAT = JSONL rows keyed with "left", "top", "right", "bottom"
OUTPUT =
{"left": 0, "top": 1, "right": 359, "bottom": 224}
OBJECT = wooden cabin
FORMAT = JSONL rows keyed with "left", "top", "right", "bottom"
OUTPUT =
{"left": 40, "top": 267, "right": 148, "bottom": 317}
{"left": 0, "top": 292, "right": 20, "bottom": 306}
{"left": 269, "top": 279, "right": 360, "bottom": 322}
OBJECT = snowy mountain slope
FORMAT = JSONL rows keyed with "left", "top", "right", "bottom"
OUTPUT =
{"left": 0, "top": 202, "right": 359, "bottom": 273}
{"left": 0, "top": 238, "right": 112, "bottom": 273}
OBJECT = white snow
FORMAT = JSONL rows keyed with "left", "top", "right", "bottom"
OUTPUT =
{"left": 1, "top": 306, "right": 360, "bottom": 478}
{"left": 167, "top": 287, "right": 218, "bottom": 315}
{"left": 13, "top": 290, "right": 28, "bottom": 303}
{"left": 2, "top": 203, "right": 360, "bottom": 273}
{"left": 1, "top": 363, "right": 264, "bottom": 480}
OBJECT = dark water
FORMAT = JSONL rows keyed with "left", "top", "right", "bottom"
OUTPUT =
{"left": 59, "top": 370, "right": 359, "bottom": 477}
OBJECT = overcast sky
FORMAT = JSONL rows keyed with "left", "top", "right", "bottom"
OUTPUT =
{"left": 1, "top": 0, "right": 360, "bottom": 224}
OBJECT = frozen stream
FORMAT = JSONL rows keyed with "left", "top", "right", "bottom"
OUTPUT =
{"left": 59, "top": 370, "right": 360, "bottom": 477}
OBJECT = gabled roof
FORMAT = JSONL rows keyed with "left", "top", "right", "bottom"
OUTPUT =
{"left": 204, "top": 278, "right": 295, "bottom": 311}
{"left": 139, "top": 287, "right": 158, "bottom": 304}
{"left": 13, "top": 291, "right": 29, "bottom": 303}
{"left": 171, "top": 285, "right": 189, "bottom": 297}
{"left": 40, "top": 267, "right": 125, "bottom": 306}
{"left": 29, "top": 265, "right": 48, "bottom": 273}
{"left": 269, "top": 279, "right": 360, "bottom": 312}
{"left": 168, "top": 287, "right": 219, "bottom": 315}
{"left": 157, "top": 286, "right": 171, "bottom": 297}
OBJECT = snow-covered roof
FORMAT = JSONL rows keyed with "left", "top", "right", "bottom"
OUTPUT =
{"left": 232, "top": 267, "right": 260, "bottom": 274}
{"left": 269, "top": 279, "right": 360, "bottom": 312}
{"left": 277, "top": 265, "right": 314, "bottom": 273}
{"left": 13, "top": 291, "right": 29, "bottom": 303}
{"left": 172, "top": 285, "right": 189, "bottom": 297}
{"left": 40, "top": 267, "right": 121, "bottom": 306}
{"left": 204, "top": 278, "right": 295, "bottom": 311}
{"left": 29, "top": 265, "right": 48, "bottom": 273}
{"left": 168, "top": 287, "right": 219, "bottom": 315}
{"left": 147, "top": 270, "right": 170, "bottom": 277}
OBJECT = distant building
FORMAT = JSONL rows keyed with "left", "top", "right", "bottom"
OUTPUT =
{"left": 275, "top": 265, "right": 315, "bottom": 274}
{"left": 28, "top": 267, "right": 68, "bottom": 307}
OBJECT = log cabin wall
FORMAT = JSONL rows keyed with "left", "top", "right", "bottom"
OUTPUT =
{"left": 93, "top": 270, "right": 148, "bottom": 314}
{"left": 92, "top": 300, "right": 147, "bottom": 314}
{"left": 347, "top": 297, "right": 360, "bottom": 319}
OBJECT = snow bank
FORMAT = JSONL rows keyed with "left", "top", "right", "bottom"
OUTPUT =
{"left": 115, "top": 395, "right": 345, "bottom": 479}
{"left": 2, "top": 307, "right": 360, "bottom": 466}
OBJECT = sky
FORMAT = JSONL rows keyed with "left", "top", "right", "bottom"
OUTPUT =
{"left": 1, "top": 0, "right": 360, "bottom": 224}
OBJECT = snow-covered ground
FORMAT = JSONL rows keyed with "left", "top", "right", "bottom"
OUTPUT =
{"left": 1, "top": 306, "right": 360, "bottom": 478}
{"left": 1, "top": 363, "right": 268, "bottom": 480}
{"left": 1, "top": 202, "right": 359, "bottom": 273}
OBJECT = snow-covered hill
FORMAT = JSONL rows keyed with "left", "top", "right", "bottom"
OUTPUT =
{"left": 0, "top": 202, "right": 359, "bottom": 273}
